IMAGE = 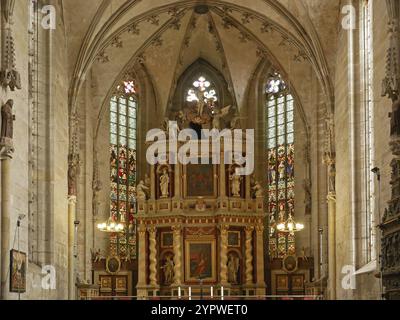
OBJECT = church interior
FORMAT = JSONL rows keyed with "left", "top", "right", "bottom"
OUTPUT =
{"left": 0, "top": 0, "right": 399, "bottom": 301}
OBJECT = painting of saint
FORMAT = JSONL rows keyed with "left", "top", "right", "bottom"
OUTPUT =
{"left": 10, "top": 250, "right": 26, "bottom": 293}
{"left": 186, "top": 241, "right": 216, "bottom": 281}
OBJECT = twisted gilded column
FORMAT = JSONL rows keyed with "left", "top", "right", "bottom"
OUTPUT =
{"left": 219, "top": 224, "right": 229, "bottom": 285}
{"left": 172, "top": 225, "right": 182, "bottom": 285}
{"left": 148, "top": 226, "right": 158, "bottom": 287}
{"left": 245, "top": 226, "right": 254, "bottom": 285}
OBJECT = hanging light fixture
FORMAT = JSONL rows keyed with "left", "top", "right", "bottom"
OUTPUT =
{"left": 277, "top": 214, "right": 304, "bottom": 234}
{"left": 97, "top": 216, "right": 125, "bottom": 233}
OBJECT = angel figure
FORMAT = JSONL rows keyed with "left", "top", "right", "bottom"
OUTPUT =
{"left": 252, "top": 181, "right": 263, "bottom": 198}
{"left": 136, "top": 180, "right": 149, "bottom": 200}
{"left": 212, "top": 105, "right": 232, "bottom": 129}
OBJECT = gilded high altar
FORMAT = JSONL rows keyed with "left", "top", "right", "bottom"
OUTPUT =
{"left": 135, "top": 137, "right": 267, "bottom": 298}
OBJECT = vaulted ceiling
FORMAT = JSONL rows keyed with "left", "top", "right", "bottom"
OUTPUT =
{"left": 62, "top": 0, "right": 341, "bottom": 118}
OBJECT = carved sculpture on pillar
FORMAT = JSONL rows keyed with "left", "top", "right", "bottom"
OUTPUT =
{"left": 245, "top": 226, "right": 254, "bottom": 285}
{"left": 323, "top": 111, "right": 336, "bottom": 195}
{"left": 1, "top": 0, "right": 21, "bottom": 91}
{"left": 92, "top": 152, "right": 102, "bottom": 217}
{"left": 0, "top": 99, "right": 15, "bottom": 148}
{"left": 68, "top": 153, "right": 79, "bottom": 197}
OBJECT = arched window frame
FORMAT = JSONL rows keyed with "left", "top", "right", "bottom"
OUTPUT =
{"left": 109, "top": 79, "right": 138, "bottom": 260}
{"left": 266, "top": 72, "right": 296, "bottom": 259}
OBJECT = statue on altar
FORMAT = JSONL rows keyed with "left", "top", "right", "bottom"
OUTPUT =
{"left": 227, "top": 253, "right": 240, "bottom": 284}
{"left": 161, "top": 255, "right": 175, "bottom": 285}
{"left": 230, "top": 173, "right": 242, "bottom": 197}
{"left": 160, "top": 168, "right": 170, "bottom": 198}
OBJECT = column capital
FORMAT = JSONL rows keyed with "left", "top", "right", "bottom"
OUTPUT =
{"left": 245, "top": 226, "right": 255, "bottom": 234}
{"left": 218, "top": 224, "right": 229, "bottom": 234}
{"left": 172, "top": 224, "right": 182, "bottom": 233}
{"left": 137, "top": 224, "right": 147, "bottom": 235}
{"left": 147, "top": 225, "right": 157, "bottom": 234}
{"left": 255, "top": 225, "right": 264, "bottom": 233}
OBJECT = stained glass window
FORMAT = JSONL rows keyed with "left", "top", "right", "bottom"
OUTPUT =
{"left": 110, "top": 80, "right": 138, "bottom": 260}
{"left": 186, "top": 75, "right": 218, "bottom": 114}
{"left": 266, "top": 73, "right": 296, "bottom": 258}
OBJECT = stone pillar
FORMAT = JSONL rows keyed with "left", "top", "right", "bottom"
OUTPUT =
{"left": 172, "top": 225, "right": 182, "bottom": 285}
{"left": 0, "top": 145, "right": 13, "bottom": 299}
{"left": 327, "top": 193, "right": 337, "bottom": 300}
{"left": 219, "top": 224, "right": 229, "bottom": 285}
{"left": 174, "top": 164, "right": 181, "bottom": 199}
{"left": 150, "top": 166, "right": 156, "bottom": 200}
{"left": 148, "top": 226, "right": 158, "bottom": 287}
{"left": 67, "top": 196, "right": 76, "bottom": 300}
{"left": 220, "top": 151, "right": 226, "bottom": 198}
{"left": 255, "top": 225, "right": 266, "bottom": 292}
{"left": 137, "top": 224, "right": 147, "bottom": 298}
{"left": 67, "top": 153, "right": 79, "bottom": 300}
{"left": 245, "top": 226, "right": 254, "bottom": 285}
{"left": 137, "top": 224, "right": 147, "bottom": 286}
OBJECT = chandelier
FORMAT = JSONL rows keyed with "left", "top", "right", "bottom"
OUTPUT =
{"left": 97, "top": 216, "right": 125, "bottom": 233}
{"left": 277, "top": 214, "right": 304, "bottom": 234}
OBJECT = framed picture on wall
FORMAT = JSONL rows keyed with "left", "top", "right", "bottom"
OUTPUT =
{"left": 161, "top": 232, "right": 174, "bottom": 248}
{"left": 10, "top": 250, "right": 26, "bottom": 293}
{"left": 228, "top": 231, "right": 241, "bottom": 247}
{"left": 185, "top": 160, "right": 216, "bottom": 198}
{"left": 185, "top": 240, "right": 216, "bottom": 282}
